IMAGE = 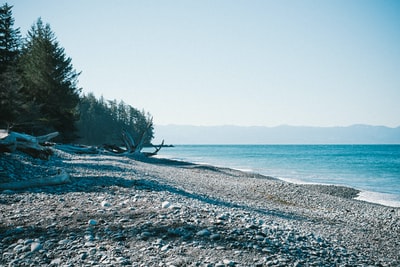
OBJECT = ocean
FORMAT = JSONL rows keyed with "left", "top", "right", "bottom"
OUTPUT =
{"left": 155, "top": 145, "right": 400, "bottom": 207}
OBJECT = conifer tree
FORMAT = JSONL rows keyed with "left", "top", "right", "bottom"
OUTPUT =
{"left": 0, "top": 3, "right": 22, "bottom": 128}
{"left": 19, "top": 18, "right": 81, "bottom": 141}
{"left": 0, "top": 3, "right": 20, "bottom": 71}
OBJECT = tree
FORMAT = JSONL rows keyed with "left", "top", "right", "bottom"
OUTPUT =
{"left": 76, "top": 93, "right": 154, "bottom": 146}
{"left": 19, "top": 18, "right": 81, "bottom": 141}
{"left": 0, "top": 3, "right": 22, "bottom": 128}
{"left": 0, "top": 3, "right": 21, "bottom": 72}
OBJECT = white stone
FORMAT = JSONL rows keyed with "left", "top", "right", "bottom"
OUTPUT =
{"left": 101, "top": 200, "right": 111, "bottom": 207}
{"left": 161, "top": 201, "right": 171, "bottom": 209}
{"left": 160, "top": 244, "right": 170, "bottom": 252}
{"left": 30, "top": 242, "right": 42, "bottom": 252}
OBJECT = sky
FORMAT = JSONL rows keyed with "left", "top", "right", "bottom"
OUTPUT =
{"left": 7, "top": 0, "right": 400, "bottom": 127}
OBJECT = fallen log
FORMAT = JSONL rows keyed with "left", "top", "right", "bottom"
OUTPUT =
{"left": 0, "top": 130, "right": 16, "bottom": 152}
{"left": 0, "top": 171, "right": 71, "bottom": 190}
{"left": 0, "top": 130, "right": 58, "bottom": 159}
{"left": 55, "top": 144, "right": 98, "bottom": 154}
{"left": 101, "top": 144, "right": 126, "bottom": 154}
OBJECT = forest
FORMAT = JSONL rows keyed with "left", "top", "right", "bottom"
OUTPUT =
{"left": 0, "top": 3, "right": 154, "bottom": 146}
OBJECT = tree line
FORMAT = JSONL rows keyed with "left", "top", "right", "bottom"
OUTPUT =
{"left": 0, "top": 3, "right": 153, "bottom": 145}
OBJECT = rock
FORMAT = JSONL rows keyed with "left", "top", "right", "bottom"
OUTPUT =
{"left": 13, "top": 244, "right": 25, "bottom": 253}
{"left": 50, "top": 258, "right": 61, "bottom": 265}
{"left": 101, "top": 200, "right": 111, "bottom": 207}
{"left": 30, "top": 242, "right": 42, "bottom": 252}
{"left": 84, "top": 234, "right": 94, "bottom": 241}
{"left": 88, "top": 219, "right": 98, "bottom": 226}
{"left": 196, "top": 229, "right": 211, "bottom": 237}
{"left": 162, "top": 201, "right": 171, "bottom": 209}
{"left": 210, "top": 233, "right": 221, "bottom": 240}
{"left": 140, "top": 231, "right": 152, "bottom": 240}
{"left": 161, "top": 244, "right": 170, "bottom": 252}
{"left": 223, "top": 259, "right": 235, "bottom": 266}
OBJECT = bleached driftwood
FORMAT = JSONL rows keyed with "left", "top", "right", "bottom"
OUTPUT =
{"left": 55, "top": 144, "right": 98, "bottom": 154}
{"left": 0, "top": 129, "right": 9, "bottom": 139}
{"left": 36, "top": 132, "right": 60, "bottom": 144}
{"left": 144, "top": 139, "right": 165, "bottom": 157}
{"left": 120, "top": 122, "right": 159, "bottom": 156}
{"left": 0, "top": 129, "right": 17, "bottom": 152}
{"left": 0, "top": 171, "right": 71, "bottom": 190}
{"left": 0, "top": 130, "right": 59, "bottom": 159}
{"left": 121, "top": 128, "right": 135, "bottom": 153}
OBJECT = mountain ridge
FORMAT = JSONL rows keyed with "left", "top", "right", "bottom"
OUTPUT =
{"left": 154, "top": 124, "right": 400, "bottom": 144}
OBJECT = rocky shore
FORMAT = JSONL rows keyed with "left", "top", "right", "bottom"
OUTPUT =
{"left": 1, "top": 149, "right": 399, "bottom": 266}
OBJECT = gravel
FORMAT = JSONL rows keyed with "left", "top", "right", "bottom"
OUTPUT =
{"left": 0, "top": 149, "right": 399, "bottom": 266}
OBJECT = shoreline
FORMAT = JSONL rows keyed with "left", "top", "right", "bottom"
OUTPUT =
{"left": 154, "top": 154, "right": 400, "bottom": 208}
{"left": 1, "top": 149, "right": 399, "bottom": 265}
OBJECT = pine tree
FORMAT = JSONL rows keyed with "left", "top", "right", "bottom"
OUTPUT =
{"left": 0, "top": 3, "right": 22, "bottom": 128}
{"left": 0, "top": 3, "right": 21, "bottom": 72}
{"left": 19, "top": 18, "right": 81, "bottom": 141}
{"left": 76, "top": 94, "right": 154, "bottom": 146}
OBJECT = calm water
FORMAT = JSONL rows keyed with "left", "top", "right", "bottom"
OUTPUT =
{"left": 156, "top": 145, "right": 400, "bottom": 207}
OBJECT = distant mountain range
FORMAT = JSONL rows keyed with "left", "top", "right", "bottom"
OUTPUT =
{"left": 154, "top": 124, "right": 400, "bottom": 144}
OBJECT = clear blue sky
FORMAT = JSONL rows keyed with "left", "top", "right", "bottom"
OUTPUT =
{"left": 8, "top": 0, "right": 400, "bottom": 127}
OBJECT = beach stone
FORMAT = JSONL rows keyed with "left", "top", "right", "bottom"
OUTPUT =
{"left": 210, "top": 233, "right": 221, "bottom": 240}
{"left": 162, "top": 201, "right": 171, "bottom": 208}
{"left": 30, "top": 242, "right": 42, "bottom": 252}
{"left": 160, "top": 244, "right": 170, "bottom": 252}
{"left": 50, "top": 258, "right": 61, "bottom": 265}
{"left": 140, "top": 231, "right": 152, "bottom": 240}
{"left": 223, "top": 259, "right": 235, "bottom": 266}
{"left": 88, "top": 219, "right": 97, "bottom": 226}
{"left": 101, "top": 200, "right": 111, "bottom": 207}
{"left": 0, "top": 147, "right": 398, "bottom": 266}
{"left": 196, "top": 229, "right": 211, "bottom": 237}
{"left": 169, "top": 204, "right": 181, "bottom": 210}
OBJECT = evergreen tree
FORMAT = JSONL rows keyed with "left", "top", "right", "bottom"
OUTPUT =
{"left": 0, "top": 3, "right": 20, "bottom": 71}
{"left": 76, "top": 94, "right": 154, "bottom": 146}
{"left": 0, "top": 3, "right": 22, "bottom": 128}
{"left": 19, "top": 18, "right": 81, "bottom": 141}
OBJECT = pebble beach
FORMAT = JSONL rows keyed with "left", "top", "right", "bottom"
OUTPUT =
{"left": 0, "top": 149, "right": 399, "bottom": 266}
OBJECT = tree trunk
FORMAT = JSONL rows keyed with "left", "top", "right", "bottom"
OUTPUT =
{"left": 0, "top": 171, "right": 71, "bottom": 190}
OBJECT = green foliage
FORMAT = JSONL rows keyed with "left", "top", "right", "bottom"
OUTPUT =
{"left": 18, "top": 18, "right": 81, "bottom": 141}
{"left": 0, "top": 4, "right": 154, "bottom": 145}
{"left": 77, "top": 93, "right": 154, "bottom": 146}
{"left": 0, "top": 3, "right": 20, "bottom": 71}
{"left": 0, "top": 3, "right": 22, "bottom": 128}
{"left": 76, "top": 93, "right": 154, "bottom": 146}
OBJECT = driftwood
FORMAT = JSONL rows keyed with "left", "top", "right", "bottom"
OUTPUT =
{"left": 101, "top": 144, "right": 126, "bottom": 154}
{"left": 111, "top": 123, "right": 163, "bottom": 156}
{"left": 0, "top": 125, "right": 165, "bottom": 158}
{"left": 121, "top": 129, "right": 136, "bottom": 153}
{"left": 0, "top": 130, "right": 59, "bottom": 159}
{"left": 55, "top": 144, "right": 99, "bottom": 154}
{"left": 0, "top": 129, "right": 16, "bottom": 152}
{"left": 0, "top": 171, "right": 71, "bottom": 190}
{"left": 144, "top": 139, "right": 165, "bottom": 157}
